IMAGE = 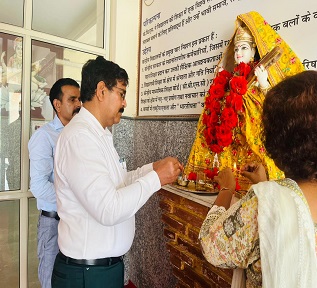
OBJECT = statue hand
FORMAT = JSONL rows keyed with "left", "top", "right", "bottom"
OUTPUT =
{"left": 254, "top": 65, "right": 269, "bottom": 89}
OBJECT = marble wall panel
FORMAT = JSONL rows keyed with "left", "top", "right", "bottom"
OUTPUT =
{"left": 113, "top": 118, "right": 197, "bottom": 288}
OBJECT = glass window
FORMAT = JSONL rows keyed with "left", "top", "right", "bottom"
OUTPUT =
{"left": 0, "top": 200, "right": 20, "bottom": 288}
{"left": 0, "top": 33, "right": 22, "bottom": 191}
{"left": 0, "top": 0, "right": 24, "bottom": 27}
{"left": 28, "top": 198, "right": 40, "bottom": 288}
{"left": 30, "top": 40, "right": 96, "bottom": 125}
{"left": 32, "top": 0, "right": 105, "bottom": 47}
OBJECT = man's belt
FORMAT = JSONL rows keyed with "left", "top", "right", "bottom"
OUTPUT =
{"left": 41, "top": 210, "right": 60, "bottom": 221}
{"left": 58, "top": 252, "right": 123, "bottom": 266}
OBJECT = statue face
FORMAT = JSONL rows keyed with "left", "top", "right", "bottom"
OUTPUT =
{"left": 234, "top": 41, "right": 255, "bottom": 64}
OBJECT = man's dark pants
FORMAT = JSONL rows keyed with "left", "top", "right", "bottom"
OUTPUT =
{"left": 52, "top": 253, "right": 124, "bottom": 288}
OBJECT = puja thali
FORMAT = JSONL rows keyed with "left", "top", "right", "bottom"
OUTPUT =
{"left": 172, "top": 182, "right": 219, "bottom": 195}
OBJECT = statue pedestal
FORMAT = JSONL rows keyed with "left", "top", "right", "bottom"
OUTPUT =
{"left": 159, "top": 185, "right": 233, "bottom": 287}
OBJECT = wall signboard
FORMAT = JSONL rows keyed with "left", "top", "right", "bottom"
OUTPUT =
{"left": 138, "top": 0, "right": 316, "bottom": 118}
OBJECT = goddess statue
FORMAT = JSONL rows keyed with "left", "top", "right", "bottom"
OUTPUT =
{"left": 183, "top": 11, "right": 304, "bottom": 191}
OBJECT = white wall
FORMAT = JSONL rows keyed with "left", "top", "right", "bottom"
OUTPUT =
{"left": 109, "top": 0, "right": 140, "bottom": 117}
{"left": 110, "top": 0, "right": 316, "bottom": 118}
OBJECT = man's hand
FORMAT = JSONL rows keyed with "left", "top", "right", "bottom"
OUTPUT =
{"left": 153, "top": 157, "right": 183, "bottom": 186}
{"left": 241, "top": 162, "right": 267, "bottom": 184}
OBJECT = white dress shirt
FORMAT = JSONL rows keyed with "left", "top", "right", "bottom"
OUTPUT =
{"left": 54, "top": 107, "right": 161, "bottom": 259}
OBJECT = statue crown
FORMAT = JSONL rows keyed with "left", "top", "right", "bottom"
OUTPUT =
{"left": 234, "top": 26, "right": 255, "bottom": 47}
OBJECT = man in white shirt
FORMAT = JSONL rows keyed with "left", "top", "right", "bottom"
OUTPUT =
{"left": 52, "top": 56, "right": 182, "bottom": 288}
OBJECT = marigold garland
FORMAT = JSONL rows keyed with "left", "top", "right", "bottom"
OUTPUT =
{"left": 203, "top": 62, "right": 254, "bottom": 153}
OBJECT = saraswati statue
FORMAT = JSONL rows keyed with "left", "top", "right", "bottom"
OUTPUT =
{"left": 183, "top": 11, "right": 304, "bottom": 192}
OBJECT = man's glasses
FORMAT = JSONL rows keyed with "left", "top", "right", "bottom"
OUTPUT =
{"left": 112, "top": 86, "right": 126, "bottom": 101}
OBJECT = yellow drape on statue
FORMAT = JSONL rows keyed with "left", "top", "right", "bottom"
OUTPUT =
{"left": 184, "top": 11, "right": 305, "bottom": 191}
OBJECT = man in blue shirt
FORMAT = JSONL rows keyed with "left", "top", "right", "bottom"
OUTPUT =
{"left": 28, "top": 78, "right": 81, "bottom": 288}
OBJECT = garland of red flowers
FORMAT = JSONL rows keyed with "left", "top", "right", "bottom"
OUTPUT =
{"left": 203, "top": 62, "right": 253, "bottom": 153}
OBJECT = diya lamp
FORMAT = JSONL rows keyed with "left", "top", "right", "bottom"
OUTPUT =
{"left": 196, "top": 171, "right": 206, "bottom": 191}
{"left": 177, "top": 174, "right": 189, "bottom": 187}
{"left": 232, "top": 161, "right": 237, "bottom": 177}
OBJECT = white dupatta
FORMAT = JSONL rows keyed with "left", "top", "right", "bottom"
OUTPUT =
{"left": 253, "top": 179, "right": 317, "bottom": 288}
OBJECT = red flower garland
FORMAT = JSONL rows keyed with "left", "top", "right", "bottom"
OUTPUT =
{"left": 203, "top": 62, "right": 253, "bottom": 153}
